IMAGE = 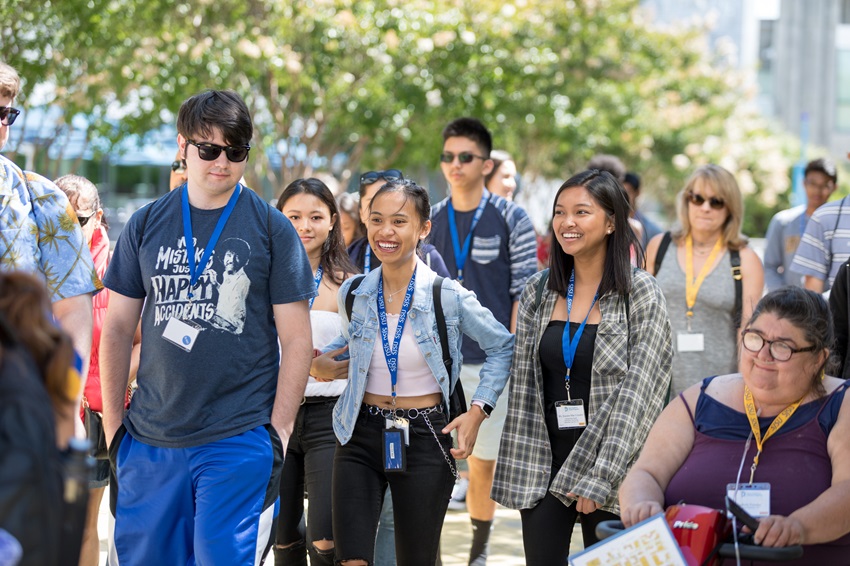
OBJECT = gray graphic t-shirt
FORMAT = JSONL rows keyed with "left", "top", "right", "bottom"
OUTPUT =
{"left": 104, "top": 186, "right": 316, "bottom": 448}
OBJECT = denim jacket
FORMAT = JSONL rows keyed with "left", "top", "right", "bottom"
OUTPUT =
{"left": 326, "top": 259, "right": 514, "bottom": 445}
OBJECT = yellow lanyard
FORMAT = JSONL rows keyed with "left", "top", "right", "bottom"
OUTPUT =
{"left": 684, "top": 235, "right": 724, "bottom": 326}
{"left": 743, "top": 385, "right": 802, "bottom": 483}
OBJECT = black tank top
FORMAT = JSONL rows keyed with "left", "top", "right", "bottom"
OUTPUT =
{"left": 539, "top": 321, "right": 596, "bottom": 467}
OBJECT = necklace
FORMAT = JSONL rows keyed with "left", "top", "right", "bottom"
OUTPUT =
{"left": 383, "top": 286, "right": 407, "bottom": 303}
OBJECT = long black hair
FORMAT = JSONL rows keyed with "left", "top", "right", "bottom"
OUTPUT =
{"left": 548, "top": 169, "right": 642, "bottom": 298}
{"left": 277, "top": 178, "right": 357, "bottom": 285}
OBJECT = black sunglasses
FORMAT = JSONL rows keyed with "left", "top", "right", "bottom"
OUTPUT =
{"left": 359, "top": 169, "right": 403, "bottom": 186}
{"left": 0, "top": 106, "right": 21, "bottom": 126}
{"left": 77, "top": 213, "right": 95, "bottom": 227}
{"left": 439, "top": 151, "right": 487, "bottom": 164}
{"left": 686, "top": 191, "right": 725, "bottom": 210}
{"left": 186, "top": 139, "right": 250, "bottom": 162}
{"left": 171, "top": 160, "right": 186, "bottom": 173}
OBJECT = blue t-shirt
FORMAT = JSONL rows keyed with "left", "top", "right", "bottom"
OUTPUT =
{"left": 103, "top": 186, "right": 316, "bottom": 448}
{"left": 430, "top": 189, "right": 537, "bottom": 363}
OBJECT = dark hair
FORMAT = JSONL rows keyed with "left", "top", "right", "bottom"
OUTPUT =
{"left": 587, "top": 154, "right": 626, "bottom": 182}
{"left": 369, "top": 179, "right": 431, "bottom": 252}
{"left": 745, "top": 286, "right": 833, "bottom": 397}
{"left": 0, "top": 272, "right": 76, "bottom": 414}
{"left": 548, "top": 170, "right": 642, "bottom": 298}
{"left": 220, "top": 237, "right": 251, "bottom": 270}
{"left": 277, "top": 178, "right": 357, "bottom": 285}
{"left": 484, "top": 149, "right": 513, "bottom": 188}
{"left": 805, "top": 158, "right": 838, "bottom": 185}
{"left": 442, "top": 117, "right": 492, "bottom": 156}
{"left": 54, "top": 174, "right": 108, "bottom": 229}
{"left": 624, "top": 172, "right": 641, "bottom": 192}
{"left": 177, "top": 90, "right": 253, "bottom": 147}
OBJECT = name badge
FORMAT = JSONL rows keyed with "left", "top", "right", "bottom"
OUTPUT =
{"left": 383, "top": 429, "right": 406, "bottom": 472}
{"left": 386, "top": 417, "right": 410, "bottom": 446}
{"left": 677, "top": 332, "right": 705, "bottom": 352}
{"left": 726, "top": 483, "right": 771, "bottom": 518}
{"left": 163, "top": 318, "right": 201, "bottom": 352}
{"left": 555, "top": 399, "right": 587, "bottom": 430}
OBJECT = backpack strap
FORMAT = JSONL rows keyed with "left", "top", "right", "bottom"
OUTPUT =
{"left": 730, "top": 249, "right": 743, "bottom": 328}
{"left": 344, "top": 275, "right": 367, "bottom": 322}
{"left": 432, "top": 277, "right": 452, "bottom": 377}
{"left": 654, "top": 231, "right": 672, "bottom": 275}
{"left": 534, "top": 269, "right": 551, "bottom": 311}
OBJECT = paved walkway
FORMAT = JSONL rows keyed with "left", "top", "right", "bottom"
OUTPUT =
{"left": 95, "top": 490, "right": 584, "bottom": 564}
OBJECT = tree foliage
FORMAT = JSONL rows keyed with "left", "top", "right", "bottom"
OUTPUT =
{"left": 3, "top": 0, "right": 800, "bottom": 232}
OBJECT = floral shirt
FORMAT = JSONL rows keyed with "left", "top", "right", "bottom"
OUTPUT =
{"left": 0, "top": 154, "right": 101, "bottom": 301}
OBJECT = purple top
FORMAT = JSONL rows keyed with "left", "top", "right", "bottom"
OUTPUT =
{"left": 665, "top": 377, "right": 850, "bottom": 565}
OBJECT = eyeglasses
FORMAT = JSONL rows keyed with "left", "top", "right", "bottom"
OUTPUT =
{"left": 359, "top": 169, "right": 404, "bottom": 186}
{"left": 741, "top": 330, "right": 817, "bottom": 362}
{"left": 171, "top": 160, "right": 186, "bottom": 173}
{"left": 439, "top": 151, "right": 487, "bottom": 164}
{"left": 686, "top": 191, "right": 725, "bottom": 210}
{"left": 77, "top": 213, "right": 95, "bottom": 227}
{"left": 804, "top": 179, "right": 835, "bottom": 192}
{"left": 0, "top": 106, "right": 20, "bottom": 126}
{"left": 186, "top": 139, "right": 250, "bottom": 162}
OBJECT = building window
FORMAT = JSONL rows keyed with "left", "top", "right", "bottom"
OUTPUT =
{"left": 837, "top": 50, "right": 850, "bottom": 131}
{"left": 842, "top": 0, "right": 850, "bottom": 24}
{"left": 758, "top": 20, "right": 776, "bottom": 98}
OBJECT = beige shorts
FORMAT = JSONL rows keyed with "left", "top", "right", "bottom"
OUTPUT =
{"left": 460, "top": 363, "right": 508, "bottom": 461}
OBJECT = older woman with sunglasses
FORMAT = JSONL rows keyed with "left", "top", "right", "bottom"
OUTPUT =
{"left": 620, "top": 287, "right": 850, "bottom": 564}
{"left": 646, "top": 164, "right": 764, "bottom": 397}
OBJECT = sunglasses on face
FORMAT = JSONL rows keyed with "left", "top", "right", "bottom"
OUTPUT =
{"left": 77, "top": 213, "right": 95, "bottom": 227}
{"left": 439, "top": 151, "right": 487, "bottom": 164}
{"left": 687, "top": 191, "right": 725, "bottom": 210}
{"left": 171, "top": 160, "right": 186, "bottom": 173}
{"left": 359, "top": 169, "right": 403, "bottom": 186}
{"left": 0, "top": 106, "right": 21, "bottom": 126}
{"left": 186, "top": 139, "right": 250, "bottom": 162}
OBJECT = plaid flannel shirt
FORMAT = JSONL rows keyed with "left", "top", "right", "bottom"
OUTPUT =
{"left": 492, "top": 268, "right": 672, "bottom": 514}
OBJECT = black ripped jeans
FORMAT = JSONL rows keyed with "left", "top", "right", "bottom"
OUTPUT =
{"left": 332, "top": 406, "right": 455, "bottom": 565}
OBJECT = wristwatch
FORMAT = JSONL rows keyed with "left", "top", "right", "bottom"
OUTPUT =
{"left": 471, "top": 400, "right": 493, "bottom": 418}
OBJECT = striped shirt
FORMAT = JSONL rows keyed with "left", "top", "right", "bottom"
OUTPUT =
{"left": 492, "top": 268, "right": 673, "bottom": 514}
{"left": 792, "top": 197, "right": 850, "bottom": 289}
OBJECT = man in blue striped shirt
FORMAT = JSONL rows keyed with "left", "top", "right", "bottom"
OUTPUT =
{"left": 430, "top": 117, "right": 537, "bottom": 565}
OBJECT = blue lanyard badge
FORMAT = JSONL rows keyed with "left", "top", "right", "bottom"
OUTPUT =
{"left": 181, "top": 184, "right": 241, "bottom": 300}
{"left": 309, "top": 265, "right": 324, "bottom": 309}
{"left": 561, "top": 271, "right": 599, "bottom": 399}
{"left": 447, "top": 194, "right": 488, "bottom": 285}
{"left": 364, "top": 245, "right": 372, "bottom": 274}
{"left": 377, "top": 269, "right": 417, "bottom": 401}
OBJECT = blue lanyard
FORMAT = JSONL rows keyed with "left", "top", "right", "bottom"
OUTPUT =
{"left": 562, "top": 271, "right": 599, "bottom": 389}
{"left": 364, "top": 245, "right": 372, "bottom": 274}
{"left": 377, "top": 268, "right": 417, "bottom": 400}
{"left": 447, "top": 193, "right": 488, "bottom": 284}
{"left": 309, "top": 265, "right": 323, "bottom": 309}
{"left": 181, "top": 184, "right": 241, "bottom": 300}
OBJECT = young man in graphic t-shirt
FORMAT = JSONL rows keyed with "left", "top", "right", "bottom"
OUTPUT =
{"left": 430, "top": 117, "right": 536, "bottom": 565}
{"left": 100, "top": 90, "right": 316, "bottom": 565}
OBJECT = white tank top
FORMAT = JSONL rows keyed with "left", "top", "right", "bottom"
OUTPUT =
{"left": 304, "top": 310, "right": 347, "bottom": 398}
{"left": 365, "top": 313, "right": 441, "bottom": 397}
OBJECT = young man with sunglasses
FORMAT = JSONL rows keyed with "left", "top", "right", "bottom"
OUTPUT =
{"left": 430, "top": 117, "right": 536, "bottom": 565}
{"left": 0, "top": 60, "right": 100, "bottom": 566}
{"left": 101, "top": 89, "right": 316, "bottom": 565}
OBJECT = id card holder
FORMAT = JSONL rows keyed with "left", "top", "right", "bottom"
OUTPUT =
{"left": 163, "top": 318, "right": 201, "bottom": 352}
{"left": 383, "top": 428, "right": 406, "bottom": 472}
{"left": 677, "top": 332, "right": 705, "bottom": 352}
{"left": 386, "top": 418, "right": 410, "bottom": 446}
{"left": 555, "top": 399, "right": 587, "bottom": 430}
{"left": 726, "top": 483, "right": 771, "bottom": 518}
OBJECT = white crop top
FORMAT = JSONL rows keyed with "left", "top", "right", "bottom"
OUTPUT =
{"left": 365, "top": 313, "right": 442, "bottom": 397}
{"left": 304, "top": 310, "right": 347, "bottom": 398}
